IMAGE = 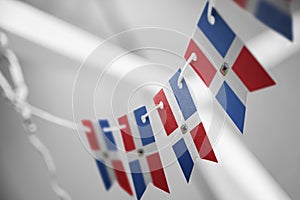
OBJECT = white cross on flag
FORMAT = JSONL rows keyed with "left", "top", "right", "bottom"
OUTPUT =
{"left": 185, "top": 2, "right": 276, "bottom": 133}
{"left": 118, "top": 106, "right": 170, "bottom": 200}
{"left": 81, "top": 119, "right": 133, "bottom": 196}
{"left": 152, "top": 70, "right": 218, "bottom": 183}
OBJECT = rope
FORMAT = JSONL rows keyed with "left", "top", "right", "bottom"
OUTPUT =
{"left": 0, "top": 32, "right": 73, "bottom": 200}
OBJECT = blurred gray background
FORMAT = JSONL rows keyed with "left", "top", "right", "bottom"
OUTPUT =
{"left": 0, "top": 0, "right": 299, "bottom": 199}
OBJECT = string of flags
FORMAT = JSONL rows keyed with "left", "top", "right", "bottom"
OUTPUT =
{"left": 0, "top": 0, "right": 289, "bottom": 199}
{"left": 81, "top": 74, "right": 217, "bottom": 199}
{"left": 233, "top": 0, "right": 293, "bottom": 40}
{"left": 78, "top": 2, "right": 278, "bottom": 199}
{"left": 82, "top": 108, "right": 170, "bottom": 199}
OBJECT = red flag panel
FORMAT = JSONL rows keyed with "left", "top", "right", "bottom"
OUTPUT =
{"left": 233, "top": 0, "right": 247, "bottom": 8}
{"left": 112, "top": 160, "right": 133, "bottom": 196}
{"left": 185, "top": 39, "right": 217, "bottom": 87}
{"left": 118, "top": 115, "right": 136, "bottom": 152}
{"left": 146, "top": 153, "right": 170, "bottom": 193}
{"left": 153, "top": 89, "right": 178, "bottom": 136}
{"left": 232, "top": 47, "right": 276, "bottom": 92}
{"left": 82, "top": 120, "right": 100, "bottom": 150}
{"left": 190, "top": 123, "right": 218, "bottom": 163}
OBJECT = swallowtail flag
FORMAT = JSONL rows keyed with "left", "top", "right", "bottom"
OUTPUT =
{"left": 81, "top": 119, "right": 133, "bottom": 196}
{"left": 185, "top": 2, "right": 276, "bottom": 133}
{"left": 118, "top": 106, "right": 170, "bottom": 200}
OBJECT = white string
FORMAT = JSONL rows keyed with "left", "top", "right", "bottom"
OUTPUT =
{"left": 5, "top": 49, "right": 28, "bottom": 100}
{"left": 207, "top": 0, "right": 216, "bottom": 25}
{"left": 177, "top": 52, "right": 197, "bottom": 88}
{"left": 28, "top": 104, "right": 87, "bottom": 131}
{"left": 28, "top": 133, "right": 71, "bottom": 200}
{"left": 103, "top": 124, "right": 126, "bottom": 132}
{"left": 0, "top": 68, "right": 15, "bottom": 100}
{"left": 0, "top": 85, "right": 87, "bottom": 132}
{"left": 0, "top": 33, "right": 72, "bottom": 200}
{"left": 0, "top": 37, "right": 86, "bottom": 132}
{"left": 141, "top": 101, "right": 164, "bottom": 123}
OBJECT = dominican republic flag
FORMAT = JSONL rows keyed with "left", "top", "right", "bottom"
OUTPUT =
{"left": 153, "top": 70, "right": 218, "bottom": 183}
{"left": 233, "top": 0, "right": 293, "bottom": 40}
{"left": 185, "top": 2, "right": 276, "bottom": 133}
{"left": 81, "top": 119, "right": 133, "bottom": 196}
{"left": 118, "top": 106, "right": 170, "bottom": 200}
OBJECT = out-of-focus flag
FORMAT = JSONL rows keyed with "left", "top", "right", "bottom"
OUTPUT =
{"left": 81, "top": 119, "right": 133, "bottom": 196}
{"left": 185, "top": 2, "right": 276, "bottom": 133}
{"left": 153, "top": 70, "right": 217, "bottom": 183}
{"left": 118, "top": 106, "right": 170, "bottom": 200}
{"left": 233, "top": 0, "right": 293, "bottom": 40}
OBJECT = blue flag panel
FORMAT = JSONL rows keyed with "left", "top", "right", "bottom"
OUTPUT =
{"left": 198, "top": 3, "right": 236, "bottom": 57}
{"left": 129, "top": 160, "right": 146, "bottom": 200}
{"left": 134, "top": 106, "right": 156, "bottom": 146}
{"left": 98, "top": 120, "right": 117, "bottom": 151}
{"left": 172, "top": 138, "right": 194, "bottom": 182}
{"left": 96, "top": 159, "right": 112, "bottom": 190}
{"left": 169, "top": 70, "right": 197, "bottom": 120}
{"left": 255, "top": 0, "right": 292, "bottom": 40}
{"left": 216, "top": 81, "right": 246, "bottom": 133}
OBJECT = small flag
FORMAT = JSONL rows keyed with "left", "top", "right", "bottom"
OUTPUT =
{"left": 81, "top": 119, "right": 133, "bottom": 196}
{"left": 186, "top": 2, "right": 276, "bottom": 133}
{"left": 153, "top": 70, "right": 217, "bottom": 183}
{"left": 118, "top": 106, "right": 170, "bottom": 200}
{"left": 233, "top": 0, "right": 293, "bottom": 40}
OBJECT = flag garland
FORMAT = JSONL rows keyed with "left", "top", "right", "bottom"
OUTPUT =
{"left": 79, "top": 69, "right": 219, "bottom": 199}
{"left": 76, "top": 1, "right": 283, "bottom": 199}
{"left": 0, "top": 1, "right": 289, "bottom": 197}
{"left": 185, "top": 2, "right": 276, "bottom": 133}
{"left": 233, "top": 0, "right": 293, "bottom": 40}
